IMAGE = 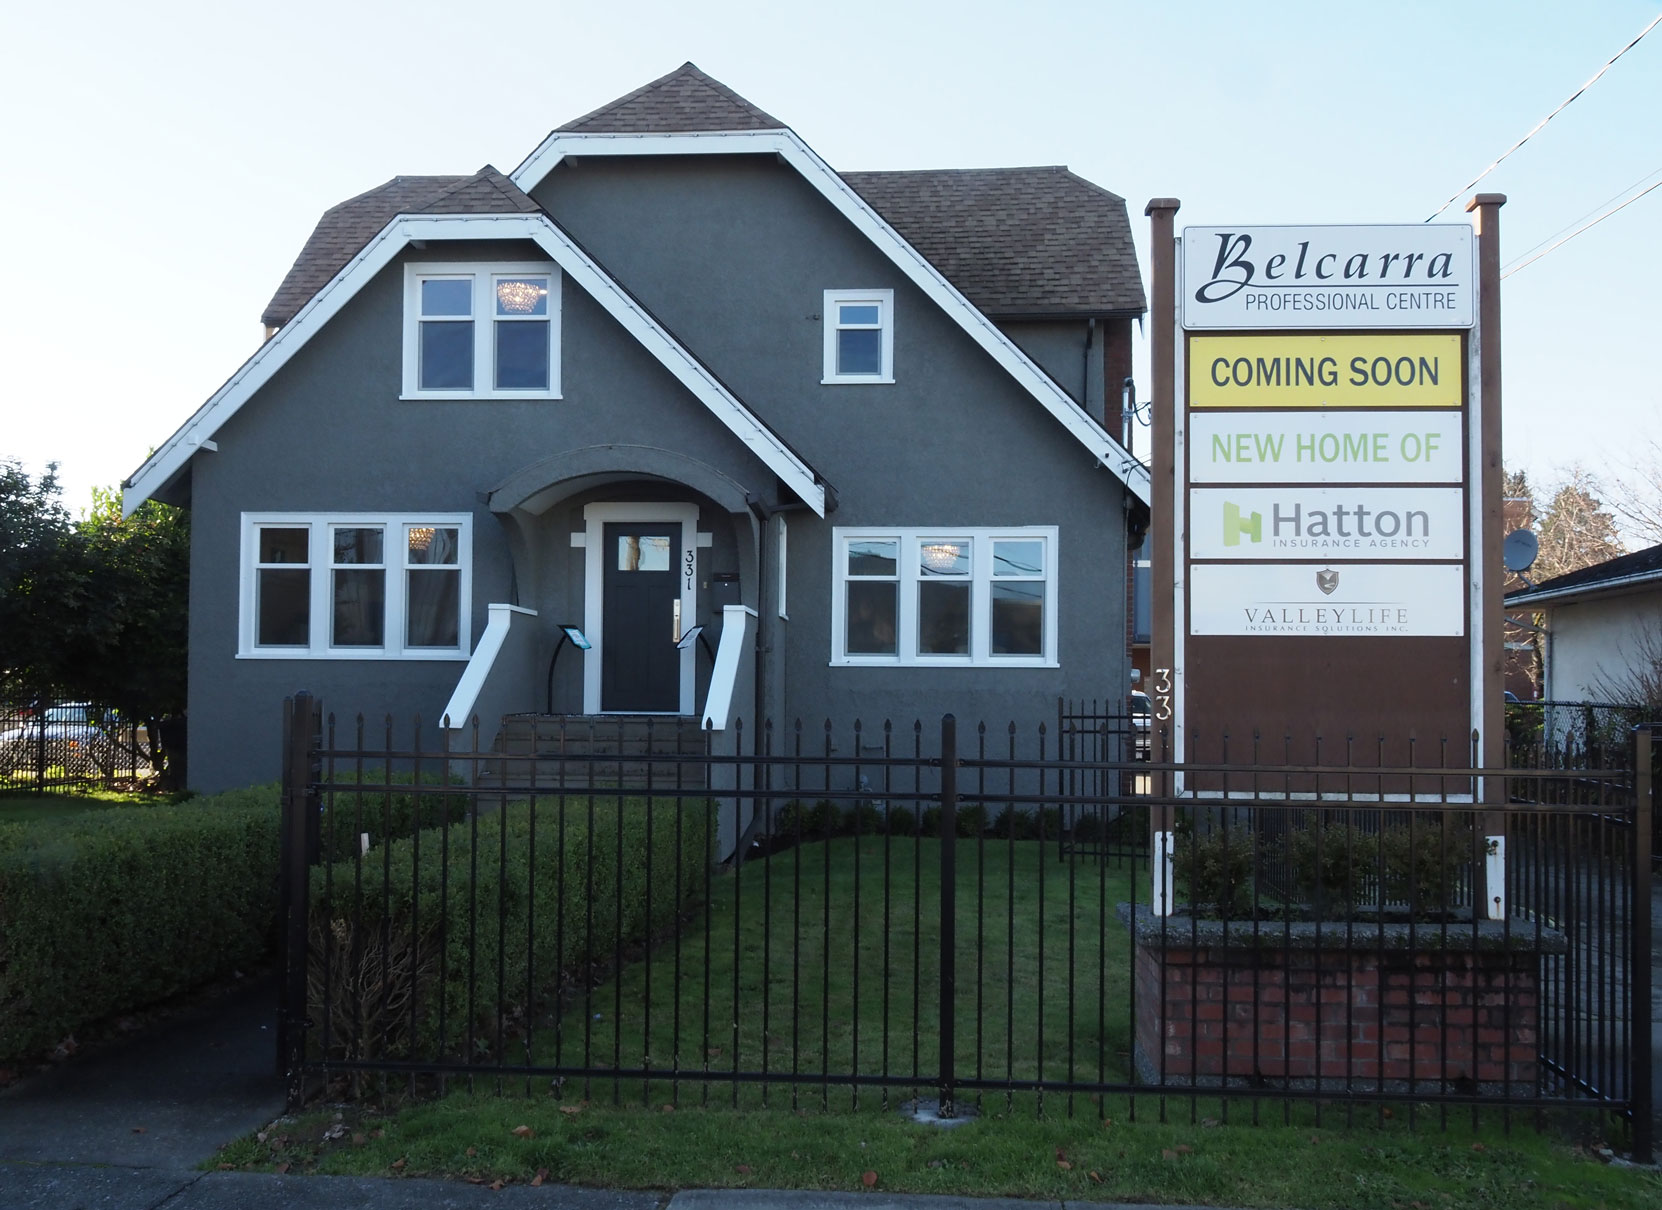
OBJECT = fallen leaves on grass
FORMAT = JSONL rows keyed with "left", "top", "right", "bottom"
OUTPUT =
{"left": 511, "top": 1125, "right": 535, "bottom": 1139}
{"left": 735, "top": 1164, "right": 753, "bottom": 1175}
{"left": 861, "top": 1170, "right": 878, "bottom": 1188}
{"left": 532, "top": 1169, "right": 548, "bottom": 1187}
{"left": 390, "top": 1158, "right": 406, "bottom": 1171}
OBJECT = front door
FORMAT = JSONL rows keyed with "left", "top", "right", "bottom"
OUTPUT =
{"left": 600, "top": 522, "right": 682, "bottom": 712}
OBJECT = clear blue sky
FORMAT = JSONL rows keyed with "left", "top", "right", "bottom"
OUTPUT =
{"left": 3, "top": 0, "right": 1657, "bottom": 521}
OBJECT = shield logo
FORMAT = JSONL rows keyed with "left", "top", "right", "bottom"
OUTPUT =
{"left": 1316, "top": 568, "right": 1338, "bottom": 595}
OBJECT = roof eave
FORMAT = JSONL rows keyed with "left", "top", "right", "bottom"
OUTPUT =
{"left": 1503, "top": 567, "right": 1662, "bottom": 609}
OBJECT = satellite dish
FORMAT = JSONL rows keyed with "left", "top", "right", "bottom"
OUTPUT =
{"left": 1503, "top": 528, "right": 1539, "bottom": 574}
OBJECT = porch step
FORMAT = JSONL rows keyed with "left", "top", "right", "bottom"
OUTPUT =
{"left": 479, "top": 714, "right": 709, "bottom": 792}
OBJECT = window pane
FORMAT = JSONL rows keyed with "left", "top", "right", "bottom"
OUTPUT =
{"left": 495, "top": 320, "right": 550, "bottom": 390}
{"left": 421, "top": 278, "right": 472, "bottom": 316}
{"left": 259, "top": 527, "right": 308, "bottom": 565}
{"left": 992, "top": 582, "right": 1045, "bottom": 656}
{"left": 992, "top": 539, "right": 1043, "bottom": 578}
{"left": 847, "top": 539, "right": 897, "bottom": 577}
{"left": 332, "top": 569, "right": 386, "bottom": 646}
{"left": 617, "top": 535, "right": 671, "bottom": 572}
{"left": 257, "top": 568, "right": 309, "bottom": 646}
{"left": 846, "top": 581, "right": 897, "bottom": 655}
{"left": 420, "top": 321, "right": 473, "bottom": 389}
{"left": 495, "top": 277, "right": 548, "bottom": 316}
{"left": 918, "top": 581, "right": 970, "bottom": 654}
{"left": 919, "top": 541, "right": 969, "bottom": 576}
{"left": 838, "top": 303, "right": 880, "bottom": 326}
{"left": 407, "top": 527, "right": 459, "bottom": 565}
{"left": 837, "top": 328, "right": 882, "bottom": 376}
{"left": 407, "top": 569, "right": 460, "bottom": 647}
{"left": 333, "top": 527, "right": 383, "bottom": 565}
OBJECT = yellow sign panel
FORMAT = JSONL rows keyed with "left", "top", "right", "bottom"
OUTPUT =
{"left": 1189, "top": 334, "right": 1462, "bottom": 408}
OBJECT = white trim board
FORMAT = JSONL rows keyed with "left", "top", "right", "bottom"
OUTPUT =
{"left": 123, "top": 213, "right": 826, "bottom": 519}
{"left": 510, "top": 129, "right": 1151, "bottom": 506}
{"left": 582, "top": 502, "right": 700, "bottom": 716}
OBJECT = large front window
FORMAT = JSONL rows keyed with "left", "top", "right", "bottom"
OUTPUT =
{"left": 241, "top": 514, "right": 471, "bottom": 658}
{"left": 831, "top": 527, "right": 1057, "bottom": 666}
{"left": 404, "top": 263, "right": 559, "bottom": 398}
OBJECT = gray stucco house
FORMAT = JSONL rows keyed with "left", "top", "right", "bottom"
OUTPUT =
{"left": 124, "top": 64, "right": 1151, "bottom": 792}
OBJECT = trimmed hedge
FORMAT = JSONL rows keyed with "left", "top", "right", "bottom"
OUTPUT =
{"left": 319, "top": 768, "right": 469, "bottom": 860}
{"left": 308, "top": 794, "right": 712, "bottom": 1062}
{"left": 0, "top": 786, "right": 281, "bottom": 1066}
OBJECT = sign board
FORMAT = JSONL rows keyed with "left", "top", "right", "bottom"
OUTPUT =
{"left": 1189, "top": 564, "right": 1467, "bottom": 637}
{"left": 1189, "top": 334, "right": 1463, "bottom": 407}
{"left": 1188, "top": 411, "right": 1464, "bottom": 483}
{"left": 1183, "top": 225, "right": 1474, "bottom": 329}
{"left": 1188, "top": 487, "right": 1465, "bottom": 561}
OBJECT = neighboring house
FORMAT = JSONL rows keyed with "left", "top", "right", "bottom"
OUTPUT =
{"left": 1503, "top": 541, "right": 1662, "bottom": 740}
{"left": 123, "top": 64, "right": 1150, "bottom": 792}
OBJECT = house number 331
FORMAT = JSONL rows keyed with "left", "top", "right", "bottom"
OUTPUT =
{"left": 684, "top": 549, "right": 695, "bottom": 590}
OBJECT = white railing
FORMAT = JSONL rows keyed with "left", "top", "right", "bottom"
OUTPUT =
{"left": 441, "top": 604, "right": 538, "bottom": 734}
{"left": 701, "top": 605, "right": 757, "bottom": 732}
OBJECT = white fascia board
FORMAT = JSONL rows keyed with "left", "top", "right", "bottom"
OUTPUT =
{"left": 511, "top": 130, "right": 1153, "bottom": 506}
{"left": 124, "top": 211, "right": 824, "bottom": 519}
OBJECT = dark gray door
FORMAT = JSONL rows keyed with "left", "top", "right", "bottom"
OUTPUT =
{"left": 601, "top": 522, "right": 682, "bottom": 712}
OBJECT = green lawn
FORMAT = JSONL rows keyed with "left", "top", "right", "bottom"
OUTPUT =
{"left": 531, "top": 835, "right": 1135, "bottom": 1110}
{"left": 215, "top": 1096, "right": 1659, "bottom": 1209}
{"left": 0, "top": 788, "right": 180, "bottom": 824}
{"left": 228, "top": 833, "right": 1658, "bottom": 1207}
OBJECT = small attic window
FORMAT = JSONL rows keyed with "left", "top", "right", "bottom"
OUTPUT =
{"left": 822, "top": 289, "right": 894, "bottom": 384}
{"left": 403, "top": 263, "right": 560, "bottom": 399}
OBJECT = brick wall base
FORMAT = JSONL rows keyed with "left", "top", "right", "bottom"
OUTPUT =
{"left": 1133, "top": 938, "right": 1540, "bottom": 1091}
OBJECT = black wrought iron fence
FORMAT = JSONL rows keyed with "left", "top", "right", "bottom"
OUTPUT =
{"left": 276, "top": 696, "right": 1653, "bottom": 1159}
{"left": 0, "top": 695, "right": 154, "bottom": 794}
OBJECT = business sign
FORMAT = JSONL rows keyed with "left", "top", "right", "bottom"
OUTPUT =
{"left": 1189, "top": 487, "right": 1464, "bottom": 560}
{"left": 1189, "top": 563, "right": 1466, "bottom": 637}
{"left": 1189, "top": 334, "right": 1463, "bottom": 408}
{"left": 1190, "top": 411, "right": 1464, "bottom": 484}
{"left": 1182, "top": 225, "right": 1473, "bottom": 329}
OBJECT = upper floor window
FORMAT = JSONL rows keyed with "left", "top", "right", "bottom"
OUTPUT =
{"left": 830, "top": 527, "right": 1058, "bottom": 667}
{"left": 403, "top": 263, "right": 560, "bottom": 399}
{"left": 240, "top": 513, "right": 472, "bottom": 659}
{"left": 822, "top": 289, "right": 894, "bottom": 384}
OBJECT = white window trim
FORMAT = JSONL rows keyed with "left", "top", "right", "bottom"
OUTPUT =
{"left": 238, "top": 512, "right": 473, "bottom": 660}
{"left": 402, "top": 262, "right": 561, "bottom": 400}
{"left": 829, "top": 526, "right": 1059, "bottom": 667}
{"left": 822, "top": 288, "right": 894, "bottom": 384}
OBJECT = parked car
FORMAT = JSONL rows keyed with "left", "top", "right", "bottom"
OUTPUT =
{"left": 0, "top": 704, "right": 123, "bottom": 779}
{"left": 1130, "top": 690, "right": 1152, "bottom": 761}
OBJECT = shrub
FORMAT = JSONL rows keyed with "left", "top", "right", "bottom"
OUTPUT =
{"left": 318, "top": 767, "right": 470, "bottom": 860}
{"left": 1174, "top": 817, "right": 1255, "bottom": 919}
{"left": 0, "top": 785, "right": 281, "bottom": 1066}
{"left": 920, "top": 805, "right": 942, "bottom": 836}
{"left": 1069, "top": 811, "right": 1104, "bottom": 843}
{"left": 849, "top": 802, "right": 886, "bottom": 835}
{"left": 955, "top": 803, "right": 987, "bottom": 837}
{"left": 808, "top": 799, "right": 844, "bottom": 836}
{"left": 884, "top": 806, "right": 918, "bottom": 836}
{"left": 308, "top": 794, "right": 711, "bottom": 1062}
{"left": 1281, "top": 810, "right": 1471, "bottom": 919}
{"left": 773, "top": 800, "right": 810, "bottom": 837}
{"left": 990, "top": 805, "right": 1034, "bottom": 839}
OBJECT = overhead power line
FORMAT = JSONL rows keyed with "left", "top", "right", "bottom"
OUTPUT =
{"left": 1426, "top": 11, "right": 1662, "bottom": 221}
{"left": 1503, "top": 164, "right": 1662, "bottom": 269}
{"left": 1502, "top": 176, "right": 1662, "bottom": 278}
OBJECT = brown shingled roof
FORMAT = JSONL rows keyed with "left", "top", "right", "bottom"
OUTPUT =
{"left": 842, "top": 166, "right": 1145, "bottom": 318}
{"left": 556, "top": 62, "right": 784, "bottom": 134}
{"left": 260, "top": 167, "right": 540, "bottom": 328}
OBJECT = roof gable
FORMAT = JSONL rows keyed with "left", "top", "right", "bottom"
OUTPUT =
{"left": 129, "top": 212, "right": 827, "bottom": 519}
{"left": 841, "top": 167, "right": 1145, "bottom": 317}
{"left": 262, "top": 167, "right": 539, "bottom": 328}
{"left": 553, "top": 62, "right": 784, "bottom": 134}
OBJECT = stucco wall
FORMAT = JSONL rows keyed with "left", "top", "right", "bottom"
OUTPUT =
{"left": 1544, "top": 587, "right": 1661, "bottom": 702}
{"left": 186, "top": 240, "right": 778, "bottom": 791}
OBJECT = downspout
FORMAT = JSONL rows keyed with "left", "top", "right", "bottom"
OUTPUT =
{"left": 1082, "top": 317, "right": 1096, "bottom": 423}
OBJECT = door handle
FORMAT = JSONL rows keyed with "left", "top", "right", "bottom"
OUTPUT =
{"left": 672, "top": 599, "right": 682, "bottom": 643}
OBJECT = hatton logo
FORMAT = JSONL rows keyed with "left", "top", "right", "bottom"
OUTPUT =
{"left": 1222, "top": 500, "right": 1262, "bottom": 547}
{"left": 1316, "top": 568, "right": 1338, "bottom": 595}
